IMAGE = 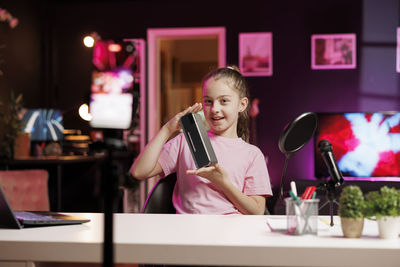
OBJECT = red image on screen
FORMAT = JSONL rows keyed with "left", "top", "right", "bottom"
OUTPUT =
{"left": 315, "top": 112, "right": 400, "bottom": 178}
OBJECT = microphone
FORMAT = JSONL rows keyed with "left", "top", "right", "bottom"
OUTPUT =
{"left": 318, "top": 140, "right": 344, "bottom": 187}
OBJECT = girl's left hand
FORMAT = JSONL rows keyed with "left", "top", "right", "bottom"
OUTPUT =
{"left": 186, "top": 163, "right": 228, "bottom": 187}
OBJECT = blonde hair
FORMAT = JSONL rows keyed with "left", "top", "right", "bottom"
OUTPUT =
{"left": 202, "top": 65, "right": 250, "bottom": 142}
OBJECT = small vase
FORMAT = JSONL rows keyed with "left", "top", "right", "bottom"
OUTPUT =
{"left": 377, "top": 216, "right": 399, "bottom": 239}
{"left": 13, "top": 132, "right": 30, "bottom": 159}
{"left": 340, "top": 217, "right": 364, "bottom": 238}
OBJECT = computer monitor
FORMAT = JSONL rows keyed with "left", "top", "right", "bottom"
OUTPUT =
{"left": 21, "top": 109, "right": 64, "bottom": 141}
{"left": 314, "top": 112, "right": 400, "bottom": 178}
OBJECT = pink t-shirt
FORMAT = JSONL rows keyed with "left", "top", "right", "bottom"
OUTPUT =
{"left": 158, "top": 132, "right": 272, "bottom": 214}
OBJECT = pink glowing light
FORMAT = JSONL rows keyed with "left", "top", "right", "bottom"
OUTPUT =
{"left": 108, "top": 43, "right": 122, "bottom": 53}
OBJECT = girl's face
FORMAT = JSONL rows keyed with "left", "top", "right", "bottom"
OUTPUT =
{"left": 202, "top": 77, "right": 248, "bottom": 138}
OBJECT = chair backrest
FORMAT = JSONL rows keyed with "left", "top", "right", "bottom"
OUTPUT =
{"left": 142, "top": 173, "right": 177, "bottom": 214}
{"left": 0, "top": 169, "right": 50, "bottom": 211}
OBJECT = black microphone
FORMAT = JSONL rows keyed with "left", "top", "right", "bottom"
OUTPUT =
{"left": 318, "top": 140, "right": 344, "bottom": 187}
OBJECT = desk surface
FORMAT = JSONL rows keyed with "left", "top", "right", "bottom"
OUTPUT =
{"left": 0, "top": 213, "right": 399, "bottom": 266}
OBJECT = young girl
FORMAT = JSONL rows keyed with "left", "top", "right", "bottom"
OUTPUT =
{"left": 131, "top": 66, "right": 272, "bottom": 215}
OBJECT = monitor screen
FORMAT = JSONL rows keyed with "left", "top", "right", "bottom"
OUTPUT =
{"left": 21, "top": 109, "right": 64, "bottom": 141}
{"left": 314, "top": 112, "right": 400, "bottom": 178}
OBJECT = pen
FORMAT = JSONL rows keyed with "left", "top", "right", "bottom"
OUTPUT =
{"left": 290, "top": 181, "right": 298, "bottom": 196}
{"left": 289, "top": 190, "right": 303, "bottom": 234}
{"left": 289, "top": 190, "right": 301, "bottom": 206}
{"left": 301, "top": 186, "right": 316, "bottom": 199}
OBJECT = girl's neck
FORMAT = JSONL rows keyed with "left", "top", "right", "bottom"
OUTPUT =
{"left": 210, "top": 127, "right": 239, "bottom": 139}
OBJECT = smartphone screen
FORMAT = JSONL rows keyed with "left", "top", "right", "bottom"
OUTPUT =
{"left": 89, "top": 69, "right": 133, "bottom": 129}
{"left": 89, "top": 39, "right": 138, "bottom": 130}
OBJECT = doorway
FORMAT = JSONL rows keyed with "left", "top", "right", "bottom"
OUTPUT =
{"left": 147, "top": 27, "right": 226, "bottom": 141}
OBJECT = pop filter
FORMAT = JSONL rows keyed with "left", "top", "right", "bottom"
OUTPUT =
{"left": 278, "top": 112, "right": 318, "bottom": 198}
{"left": 279, "top": 112, "right": 318, "bottom": 158}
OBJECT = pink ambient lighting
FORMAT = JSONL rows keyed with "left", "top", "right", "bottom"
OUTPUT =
{"left": 108, "top": 43, "right": 122, "bottom": 53}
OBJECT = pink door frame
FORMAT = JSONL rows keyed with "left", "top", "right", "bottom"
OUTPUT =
{"left": 147, "top": 27, "right": 226, "bottom": 141}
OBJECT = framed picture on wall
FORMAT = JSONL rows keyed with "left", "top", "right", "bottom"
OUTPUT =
{"left": 397, "top": 28, "right": 400, "bottom": 73}
{"left": 239, "top": 32, "right": 272, "bottom": 76}
{"left": 311, "top": 33, "right": 356, "bottom": 69}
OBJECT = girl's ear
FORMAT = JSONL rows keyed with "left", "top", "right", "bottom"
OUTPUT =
{"left": 239, "top": 97, "right": 249, "bottom": 113}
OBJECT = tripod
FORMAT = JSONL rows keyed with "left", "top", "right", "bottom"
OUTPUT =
{"left": 318, "top": 180, "right": 341, "bottom": 227}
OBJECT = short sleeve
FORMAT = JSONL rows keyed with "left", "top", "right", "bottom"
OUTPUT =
{"left": 243, "top": 149, "right": 272, "bottom": 196}
{"left": 158, "top": 134, "right": 183, "bottom": 177}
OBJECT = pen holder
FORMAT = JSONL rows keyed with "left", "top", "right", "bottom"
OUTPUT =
{"left": 285, "top": 197, "right": 320, "bottom": 235}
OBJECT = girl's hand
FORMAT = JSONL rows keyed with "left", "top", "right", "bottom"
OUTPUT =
{"left": 186, "top": 163, "right": 228, "bottom": 188}
{"left": 164, "top": 103, "right": 202, "bottom": 135}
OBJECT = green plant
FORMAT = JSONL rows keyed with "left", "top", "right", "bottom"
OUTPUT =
{"left": 364, "top": 186, "right": 400, "bottom": 218}
{"left": 0, "top": 90, "right": 24, "bottom": 159}
{"left": 338, "top": 185, "right": 365, "bottom": 218}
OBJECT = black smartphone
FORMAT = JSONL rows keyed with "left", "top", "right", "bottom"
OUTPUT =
{"left": 180, "top": 113, "right": 218, "bottom": 168}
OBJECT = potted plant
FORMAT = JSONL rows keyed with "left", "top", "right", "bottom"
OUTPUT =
{"left": 0, "top": 90, "right": 27, "bottom": 159}
{"left": 364, "top": 186, "right": 400, "bottom": 239}
{"left": 338, "top": 185, "right": 365, "bottom": 238}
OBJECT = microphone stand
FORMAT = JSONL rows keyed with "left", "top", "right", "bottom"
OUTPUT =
{"left": 317, "top": 179, "right": 341, "bottom": 227}
{"left": 103, "top": 134, "right": 125, "bottom": 267}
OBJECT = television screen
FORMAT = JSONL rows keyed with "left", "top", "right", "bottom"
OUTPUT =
{"left": 314, "top": 112, "right": 400, "bottom": 178}
{"left": 21, "top": 109, "right": 64, "bottom": 141}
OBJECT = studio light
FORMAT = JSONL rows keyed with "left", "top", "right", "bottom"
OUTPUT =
{"left": 83, "top": 36, "right": 95, "bottom": 48}
{"left": 83, "top": 32, "right": 101, "bottom": 48}
{"left": 79, "top": 103, "right": 92, "bottom": 121}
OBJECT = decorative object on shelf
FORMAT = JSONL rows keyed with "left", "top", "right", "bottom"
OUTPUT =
{"left": 63, "top": 133, "right": 91, "bottom": 156}
{"left": 43, "top": 141, "right": 62, "bottom": 156}
{"left": 338, "top": 185, "right": 365, "bottom": 238}
{"left": 311, "top": 33, "right": 356, "bottom": 70}
{"left": 364, "top": 186, "right": 400, "bottom": 239}
{"left": 13, "top": 132, "right": 30, "bottom": 159}
{"left": 0, "top": 91, "right": 25, "bottom": 159}
{"left": 239, "top": 32, "right": 273, "bottom": 77}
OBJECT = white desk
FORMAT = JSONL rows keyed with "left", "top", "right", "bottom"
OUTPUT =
{"left": 0, "top": 213, "right": 400, "bottom": 266}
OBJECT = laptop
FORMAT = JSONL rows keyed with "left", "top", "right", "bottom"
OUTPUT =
{"left": 0, "top": 187, "right": 90, "bottom": 229}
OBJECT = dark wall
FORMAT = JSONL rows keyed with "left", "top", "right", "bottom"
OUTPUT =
{"left": 1, "top": 0, "right": 399, "bottom": 193}
{"left": 0, "top": 1, "right": 43, "bottom": 107}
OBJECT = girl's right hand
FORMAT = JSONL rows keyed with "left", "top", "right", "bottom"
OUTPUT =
{"left": 164, "top": 103, "right": 203, "bottom": 135}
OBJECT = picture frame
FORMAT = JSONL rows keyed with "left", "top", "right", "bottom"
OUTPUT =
{"left": 311, "top": 33, "right": 356, "bottom": 69}
{"left": 239, "top": 32, "right": 273, "bottom": 76}
{"left": 397, "top": 28, "right": 400, "bottom": 73}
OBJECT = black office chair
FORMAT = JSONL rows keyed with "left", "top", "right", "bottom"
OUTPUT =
{"left": 140, "top": 173, "right": 177, "bottom": 267}
{"left": 142, "top": 172, "right": 177, "bottom": 214}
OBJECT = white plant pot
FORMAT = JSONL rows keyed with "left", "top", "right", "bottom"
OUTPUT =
{"left": 377, "top": 216, "right": 399, "bottom": 239}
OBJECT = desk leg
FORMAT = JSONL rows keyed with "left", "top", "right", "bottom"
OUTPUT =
{"left": 56, "top": 164, "right": 62, "bottom": 211}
